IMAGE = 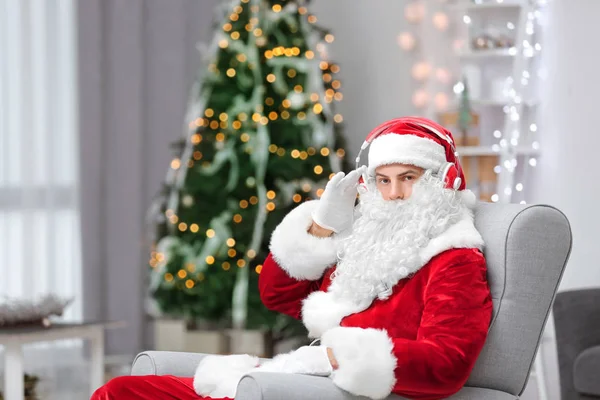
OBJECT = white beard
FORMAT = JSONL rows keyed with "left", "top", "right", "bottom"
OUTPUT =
{"left": 328, "top": 172, "right": 465, "bottom": 305}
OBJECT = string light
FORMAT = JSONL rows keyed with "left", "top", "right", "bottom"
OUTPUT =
{"left": 190, "top": 224, "right": 199, "bottom": 233}
{"left": 293, "top": 194, "right": 302, "bottom": 203}
{"left": 397, "top": 32, "right": 416, "bottom": 51}
{"left": 170, "top": 159, "right": 181, "bottom": 169}
{"left": 185, "top": 280, "right": 194, "bottom": 289}
{"left": 247, "top": 249, "right": 256, "bottom": 258}
{"left": 237, "top": 259, "right": 246, "bottom": 268}
{"left": 164, "top": 273, "right": 174, "bottom": 282}
{"left": 299, "top": 151, "right": 308, "bottom": 160}
{"left": 249, "top": 196, "right": 258, "bottom": 205}
{"left": 240, "top": 200, "right": 249, "bottom": 208}
{"left": 266, "top": 202, "right": 276, "bottom": 211}
{"left": 222, "top": 262, "right": 231, "bottom": 271}
{"left": 266, "top": 190, "right": 276, "bottom": 199}
{"left": 233, "top": 214, "right": 243, "bottom": 223}
{"left": 228, "top": 249, "right": 237, "bottom": 257}
{"left": 206, "top": 256, "right": 215, "bottom": 265}
{"left": 314, "top": 166, "right": 323, "bottom": 174}
{"left": 206, "top": 229, "right": 215, "bottom": 238}
{"left": 276, "top": 148, "right": 286, "bottom": 156}
{"left": 178, "top": 222, "right": 188, "bottom": 231}
{"left": 177, "top": 269, "right": 187, "bottom": 279}
{"left": 226, "top": 238, "right": 236, "bottom": 247}
{"left": 432, "top": 12, "right": 449, "bottom": 31}
{"left": 325, "top": 34, "right": 334, "bottom": 43}
{"left": 255, "top": 265, "right": 263, "bottom": 274}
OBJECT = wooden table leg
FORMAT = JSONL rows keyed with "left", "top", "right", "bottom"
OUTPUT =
{"left": 89, "top": 328, "right": 105, "bottom": 395}
{"left": 5, "top": 341, "right": 24, "bottom": 400}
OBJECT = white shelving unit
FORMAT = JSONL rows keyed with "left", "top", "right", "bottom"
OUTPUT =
{"left": 448, "top": 0, "right": 542, "bottom": 205}
{"left": 449, "top": 2, "right": 547, "bottom": 400}
{"left": 457, "top": 145, "right": 539, "bottom": 157}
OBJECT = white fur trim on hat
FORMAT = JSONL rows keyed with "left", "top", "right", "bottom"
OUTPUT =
{"left": 321, "top": 327, "right": 397, "bottom": 399}
{"left": 269, "top": 200, "right": 338, "bottom": 281}
{"left": 367, "top": 133, "right": 447, "bottom": 176}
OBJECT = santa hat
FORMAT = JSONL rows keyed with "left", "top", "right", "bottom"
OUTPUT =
{"left": 364, "top": 116, "right": 467, "bottom": 191}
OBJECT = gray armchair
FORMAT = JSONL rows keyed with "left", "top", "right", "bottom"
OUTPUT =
{"left": 553, "top": 288, "right": 600, "bottom": 399}
{"left": 132, "top": 202, "right": 572, "bottom": 399}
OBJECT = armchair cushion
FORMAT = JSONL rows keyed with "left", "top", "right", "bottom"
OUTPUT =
{"left": 573, "top": 345, "right": 600, "bottom": 396}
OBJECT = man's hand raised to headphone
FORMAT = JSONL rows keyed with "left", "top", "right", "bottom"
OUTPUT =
{"left": 309, "top": 166, "right": 366, "bottom": 236}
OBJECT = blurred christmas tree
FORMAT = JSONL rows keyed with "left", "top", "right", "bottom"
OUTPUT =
{"left": 147, "top": 0, "right": 348, "bottom": 340}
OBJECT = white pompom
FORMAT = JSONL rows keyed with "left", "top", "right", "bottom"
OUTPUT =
{"left": 458, "top": 189, "right": 477, "bottom": 208}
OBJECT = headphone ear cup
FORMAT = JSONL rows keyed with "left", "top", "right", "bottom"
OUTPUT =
{"left": 438, "top": 162, "right": 461, "bottom": 190}
{"left": 358, "top": 175, "right": 369, "bottom": 194}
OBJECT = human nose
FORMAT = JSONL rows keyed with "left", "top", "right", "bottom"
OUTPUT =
{"left": 388, "top": 181, "right": 405, "bottom": 200}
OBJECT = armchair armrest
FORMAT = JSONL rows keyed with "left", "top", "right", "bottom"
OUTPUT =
{"left": 131, "top": 351, "right": 209, "bottom": 377}
{"left": 236, "top": 372, "right": 361, "bottom": 400}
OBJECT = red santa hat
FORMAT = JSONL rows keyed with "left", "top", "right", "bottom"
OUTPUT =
{"left": 362, "top": 116, "right": 467, "bottom": 192}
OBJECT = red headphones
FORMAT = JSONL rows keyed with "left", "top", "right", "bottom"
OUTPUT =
{"left": 355, "top": 117, "right": 463, "bottom": 191}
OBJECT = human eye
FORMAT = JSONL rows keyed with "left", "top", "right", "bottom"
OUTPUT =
{"left": 403, "top": 175, "right": 415, "bottom": 181}
{"left": 377, "top": 178, "right": 390, "bottom": 184}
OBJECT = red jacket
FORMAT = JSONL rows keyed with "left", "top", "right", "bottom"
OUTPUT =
{"left": 259, "top": 201, "right": 493, "bottom": 400}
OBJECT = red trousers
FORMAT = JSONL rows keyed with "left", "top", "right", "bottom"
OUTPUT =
{"left": 91, "top": 375, "right": 231, "bottom": 400}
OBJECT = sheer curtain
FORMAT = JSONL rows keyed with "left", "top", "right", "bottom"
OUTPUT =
{"left": 0, "top": 0, "right": 81, "bottom": 322}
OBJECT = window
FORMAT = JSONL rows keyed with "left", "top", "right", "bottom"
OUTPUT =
{"left": 0, "top": 0, "right": 81, "bottom": 322}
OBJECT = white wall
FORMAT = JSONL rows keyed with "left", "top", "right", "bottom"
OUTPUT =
{"left": 529, "top": 1, "right": 600, "bottom": 398}
{"left": 531, "top": 0, "right": 600, "bottom": 291}
{"left": 311, "top": 0, "right": 413, "bottom": 159}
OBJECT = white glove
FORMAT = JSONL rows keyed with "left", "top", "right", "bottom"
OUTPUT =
{"left": 312, "top": 166, "right": 366, "bottom": 234}
{"left": 259, "top": 346, "right": 333, "bottom": 376}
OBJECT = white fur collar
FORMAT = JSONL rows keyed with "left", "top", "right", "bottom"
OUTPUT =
{"left": 302, "top": 209, "right": 483, "bottom": 338}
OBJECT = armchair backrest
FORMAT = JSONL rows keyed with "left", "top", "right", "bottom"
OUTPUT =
{"left": 465, "top": 202, "right": 572, "bottom": 396}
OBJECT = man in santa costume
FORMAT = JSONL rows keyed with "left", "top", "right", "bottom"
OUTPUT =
{"left": 92, "top": 116, "right": 492, "bottom": 400}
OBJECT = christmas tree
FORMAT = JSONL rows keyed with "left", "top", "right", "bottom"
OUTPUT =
{"left": 147, "top": 0, "right": 348, "bottom": 338}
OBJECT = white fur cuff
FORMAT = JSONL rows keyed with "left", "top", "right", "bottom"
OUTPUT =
{"left": 193, "top": 354, "right": 259, "bottom": 398}
{"left": 321, "top": 327, "right": 397, "bottom": 400}
{"left": 269, "top": 200, "right": 338, "bottom": 280}
{"left": 301, "top": 291, "right": 369, "bottom": 338}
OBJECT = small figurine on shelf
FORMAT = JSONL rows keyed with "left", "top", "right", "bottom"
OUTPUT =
{"left": 471, "top": 28, "right": 515, "bottom": 51}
